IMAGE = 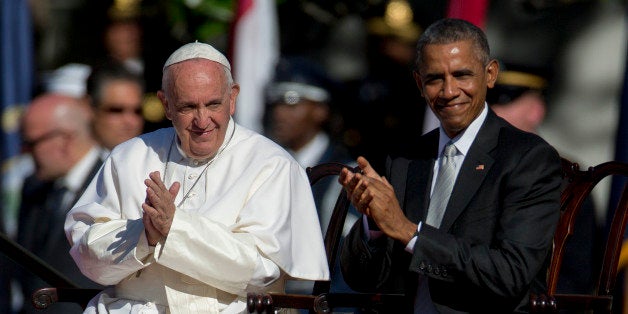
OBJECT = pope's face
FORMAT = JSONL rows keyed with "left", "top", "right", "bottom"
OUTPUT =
{"left": 414, "top": 40, "right": 498, "bottom": 138}
{"left": 159, "top": 59, "right": 238, "bottom": 160}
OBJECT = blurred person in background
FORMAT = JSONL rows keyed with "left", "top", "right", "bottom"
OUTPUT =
{"left": 85, "top": 62, "right": 145, "bottom": 155}
{"left": 343, "top": 0, "right": 426, "bottom": 173}
{"left": 16, "top": 93, "right": 105, "bottom": 313}
{"left": 487, "top": 64, "right": 600, "bottom": 296}
{"left": 0, "top": 62, "right": 93, "bottom": 233}
{"left": 100, "top": 0, "right": 173, "bottom": 131}
{"left": 486, "top": 64, "right": 548, "bottom": 133}
{"left": 0, "top": 61, "right": 93, "bottom": 312}
{"left": 103, "top": 17, "right": 143, "bottom": 77}
{"left": 266, "top": 56, "right": 357, "bottom": 235}
{"left": 265, "top": 56, "right": 359, "bottom": 298}
{"left": 0, "top": 214, "right": 11, "bottom": 311}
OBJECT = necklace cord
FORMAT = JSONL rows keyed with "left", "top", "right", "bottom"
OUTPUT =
{"left": 163, "top": 123, "right": 237, "bottom": 207}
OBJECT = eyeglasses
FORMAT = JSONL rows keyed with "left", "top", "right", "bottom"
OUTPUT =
{"left": 22, "top": 129, "right": 66, "bottom": 150}
{"left": 99, "top": 105, "right": 142, "bottom": 116}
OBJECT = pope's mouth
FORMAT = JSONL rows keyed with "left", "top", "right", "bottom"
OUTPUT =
{"left": 190, "top": 128, "right": 215, "bottom": 137}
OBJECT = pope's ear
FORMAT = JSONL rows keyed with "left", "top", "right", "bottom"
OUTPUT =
{"left": 229, "top": 84, "right": 240, "bottom": 116}
{"left": 157, "top": 91, "right": 172, "bottom": 120}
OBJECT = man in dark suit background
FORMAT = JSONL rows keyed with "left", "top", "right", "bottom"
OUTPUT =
{"left": 266, "top": 56, "right": 357, "bottom": 236}
{"left": 16, "top": 93, "right": 104, "bottom": 313}
{"left": 338, "top": 18, "right": 562, "bottom": 313}
{"left": 265, "top": 56, "right": 359, "bottom": 298}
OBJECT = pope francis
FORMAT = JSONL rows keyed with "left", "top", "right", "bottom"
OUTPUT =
{"left": 64, "top": 42, "right": 329, "bottom": 313}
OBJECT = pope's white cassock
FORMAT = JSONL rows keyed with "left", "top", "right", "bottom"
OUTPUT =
{"left": 65, "top": 118, "right": 329, "bottom": 313}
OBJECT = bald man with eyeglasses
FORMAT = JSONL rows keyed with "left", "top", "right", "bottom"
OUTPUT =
{"left": 16, "top": 93, "right": 105, "bottom": 314}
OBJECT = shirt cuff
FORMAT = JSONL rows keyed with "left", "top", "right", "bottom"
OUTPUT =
{"left": 362, "top": 214, "right": 383, "bottom": 241}
{"left": 404, "top": 221, "right": 422, "bottom": 253}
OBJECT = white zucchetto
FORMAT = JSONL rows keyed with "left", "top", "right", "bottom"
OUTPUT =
{"left": 162, "top": 41, "right": 231, "bottom": 71}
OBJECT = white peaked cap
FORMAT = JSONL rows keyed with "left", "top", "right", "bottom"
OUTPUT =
{"left": 162, "top": 41, "right": 231, "bottom": 71}
{"left": 45, "top": 63, "right": 92, "bottom": 97}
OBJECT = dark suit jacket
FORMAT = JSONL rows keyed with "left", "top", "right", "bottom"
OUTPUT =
{"left": 16, "top": 157, "right": 104, "bottom": 314}
{"left": 340, "top": 110, "right": 562, "bottom": 313}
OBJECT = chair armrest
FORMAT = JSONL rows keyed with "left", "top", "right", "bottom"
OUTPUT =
{"left": 530, "top": 293, "right": 613, "bottom": 313}
{"left": 553, "top": 294, "right": 612, "bottom": 311}
{"left": 246, "top": 292, "right": 407, "bottom": 313}
{"left": 32, "top": 287, "right": 101, "bottom": 310}
{"left": 32, "top": 287, "right": 58, "bottom": 309}
{"left": 247, "top": 293, "right": 317, "bottom": 313}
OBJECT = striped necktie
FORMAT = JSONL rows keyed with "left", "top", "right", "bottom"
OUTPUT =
{"left": 426, "top": 142, "right": 457, "bottom": 228}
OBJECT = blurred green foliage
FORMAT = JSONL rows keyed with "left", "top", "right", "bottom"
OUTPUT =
{"left": 164, "top": 0, "right": 235, "bottom": 43}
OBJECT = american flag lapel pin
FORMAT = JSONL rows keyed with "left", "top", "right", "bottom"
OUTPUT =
{"left": 475, "top": 164, "right": 485, "bottom": 170}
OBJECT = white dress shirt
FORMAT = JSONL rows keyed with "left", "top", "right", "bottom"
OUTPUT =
{"left": 57, "top": 146, "right": 102, "bottom": 211}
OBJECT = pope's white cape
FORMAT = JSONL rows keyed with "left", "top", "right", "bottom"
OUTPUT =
{"left": 65, "top": 119, "right": 329, "bottom": 312}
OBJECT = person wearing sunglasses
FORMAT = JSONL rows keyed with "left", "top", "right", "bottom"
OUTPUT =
{"left": 85, "top": 62, "right": 145, "bottom": 155}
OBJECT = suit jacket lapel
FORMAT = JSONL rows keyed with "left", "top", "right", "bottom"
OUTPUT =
{"left": 439, "top": 111, "right": 500, "bottom": 231}
{"left": 69, "top": 157, "right": 104, "bottom": 208}
{"left": 43, "top": 156, "right": 104, "bottom": 257}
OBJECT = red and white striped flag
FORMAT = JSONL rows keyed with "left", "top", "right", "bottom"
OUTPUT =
{"left": 230, "top": 0, "right": 279, "bottom": 132}
{"left": 446, "top": 0, "right": 490, "bottom": 29}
